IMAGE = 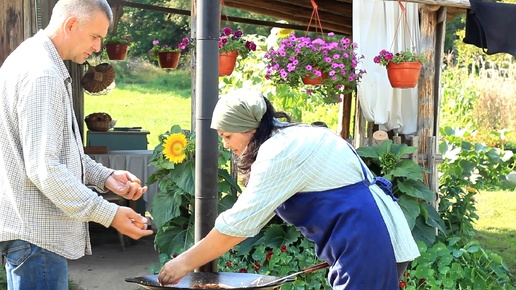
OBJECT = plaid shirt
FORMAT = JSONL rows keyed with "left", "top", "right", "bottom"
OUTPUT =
{"left": 0, "top": 31, "right": 118, "bottom": 259}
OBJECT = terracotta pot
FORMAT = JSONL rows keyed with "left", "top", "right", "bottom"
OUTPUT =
{"left": 158, "top": 52, "right": 181, "bottom": 69}
{"left": 105, "top": 43, "right": 128, "bottom": 60}
{"left": 386, "top": 62, "right": 422, "bottom": 88}
{"left": 301, "top": 72, "right": 328, "bottom": 85}
{"left": 219, "top": 51, "right": 238, "bottom": 76}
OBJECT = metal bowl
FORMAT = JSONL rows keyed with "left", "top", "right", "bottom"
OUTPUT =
{"left": 125, "top": 272, "right": 294, "bottom": 290}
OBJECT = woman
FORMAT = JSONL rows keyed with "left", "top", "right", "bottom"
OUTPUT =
{"left": 158, "top": 89, "right": 420, "bottom": 289}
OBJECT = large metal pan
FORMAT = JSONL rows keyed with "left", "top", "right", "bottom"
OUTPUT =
{"left": 125, "top": 272, "right": 295, "bottom": 290}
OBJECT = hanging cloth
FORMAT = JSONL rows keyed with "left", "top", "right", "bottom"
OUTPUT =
{"left": 353, "top": 0, "right": 420, "bottom": 135}
{"left": 463, "top": 0, "right": 516, "bottom": 58}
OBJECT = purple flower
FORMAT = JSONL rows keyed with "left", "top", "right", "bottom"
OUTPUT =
{"left": 222, "top": 27, "right": 232, "bottom": 36}
{"left": 233, "top": 29, "right": 243, "bottom": 39}
{"left": 152, "top": 39, "right": 160, "bottom": 45}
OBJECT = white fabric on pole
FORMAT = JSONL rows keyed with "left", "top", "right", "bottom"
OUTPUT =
{"left": 353, "top": 0, "right": 420, "bottom": 135}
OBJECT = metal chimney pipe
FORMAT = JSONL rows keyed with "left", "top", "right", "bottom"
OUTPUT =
{"left": 194, "top": 0, "right": 219, "bottom": 273}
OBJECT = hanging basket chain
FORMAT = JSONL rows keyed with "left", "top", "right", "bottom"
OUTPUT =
{"left": 219, "top": 0, "right": 231, "bottom": 30}
{"left": 306, "top": 0, "right": 325, "bottom": 39}
{"left": 390, "top": 0, "right": 418, "bottom": 54}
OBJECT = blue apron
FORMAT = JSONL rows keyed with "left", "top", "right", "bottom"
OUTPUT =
{"left": 275, "top": 150, "right": 398, "bottom": 289}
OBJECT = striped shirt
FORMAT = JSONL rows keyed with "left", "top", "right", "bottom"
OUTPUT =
{"left": 215, "top": 125, "right": 420, "bottom": 262}
{"left": 0, "top": 30, "right": 118, "bottom": 259}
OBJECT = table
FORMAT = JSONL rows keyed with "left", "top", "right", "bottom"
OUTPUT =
{"left": 86, "top": 130, "right": 150, "bottom": 150}
{"left": 88, "top": 150, "right": 158, "bottom": 213}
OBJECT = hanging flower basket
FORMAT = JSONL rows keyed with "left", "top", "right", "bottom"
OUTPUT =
{"left": 302, "top": 71, "right": 328, "bottom": 85}
{"left": 158, "top": 52, "right": 181, "bottom": 69}
{"left": 105, "top": 43, "right": 128, "bottom": 60}
{"left": 386, "top": 62, "right": 422, "bottom": 88}
{"left": 219, "top": 51, "right": 238, "bottom": 76}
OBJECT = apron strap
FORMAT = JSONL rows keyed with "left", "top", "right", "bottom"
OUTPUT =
{"left": 346, "top": 142, "right": 398, "bottom": 202}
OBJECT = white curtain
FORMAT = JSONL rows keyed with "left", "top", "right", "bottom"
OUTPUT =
{"left": 353, "top": 0, "right": 420, "bottom": 135}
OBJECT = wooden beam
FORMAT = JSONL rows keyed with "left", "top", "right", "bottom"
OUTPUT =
{"left": 385, "top": 0, "right": 470, "bottom": 8}
{"left": 108, "top": 0, "right": 351, "bottom": 35}
{"left": 417, "top": 5, "right": 439, "bottom": 187}
{"left": 224, "top": 0, "right": 351, "bottom": 34}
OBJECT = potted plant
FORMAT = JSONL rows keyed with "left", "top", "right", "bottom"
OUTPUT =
{"left": 218, "top": 26, "right": 257, "bottom": 76}
{"left": 148, "top": 38, "right": 191, "bottom": 69}
{"left": 103, "top": 34, "right": 132, "bottom": 60}
{"left": 373, "top": 49, "right": 426, "bottom": 88}
{"left": 264, "top": 32, "right": 365, "bottom": 103}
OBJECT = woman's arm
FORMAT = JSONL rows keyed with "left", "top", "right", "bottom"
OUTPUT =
{"left": 157, "top": 228, "right": 246, "bottom": 285}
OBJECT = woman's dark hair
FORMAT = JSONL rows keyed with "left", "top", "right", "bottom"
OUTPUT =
{"left": 237, "top": 97, "right": 292, "bottom": 185}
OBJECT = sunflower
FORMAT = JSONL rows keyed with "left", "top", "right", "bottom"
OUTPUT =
{"left": 163, "top": 133, "right": 188, "bottom": 163}
{"left": 277, "top": 28, "right": 294, "bottom": 38}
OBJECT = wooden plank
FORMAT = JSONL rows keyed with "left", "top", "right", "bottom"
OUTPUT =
{"left": 411, "top": 136, "right": 419, "bottom": 164}
{"left": 386, "top": 0, "right": 470, "bottom": 8}
{"left": 0, "top": 0, "right": 24, "bottom": 66}
{"left": 109, "top": 0, "right": 350, "bottom": 35}
{"left": 224, "top": 0, "right": 352, "bottom": 34}
{"left": 338, "top": 92, "right": 352, "bottom": 139}
{"left": 417, "top": 6, "right": 437, "bottom": 180}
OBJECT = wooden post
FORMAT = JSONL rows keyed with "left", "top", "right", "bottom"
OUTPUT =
{"left": 411, "top": 136, "right": 419, "bottom": 164}
{"left": 190, "top": 0, "right": 197, "bottom": 131}
{"left": 0, "top": 0, "right": 32, "bottom": 66}
{"left": 427, "top": 136, "right": 440, "bottom": 207}
{"left": 338, "top": 91, "right": 353, "bottom": 140}
{"left": 417, "top": 4, "right": 439, "bottom": 185}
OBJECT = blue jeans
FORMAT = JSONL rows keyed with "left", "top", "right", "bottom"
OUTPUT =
{"left": 0, "top": 240, "right": 68, "bottom": 290}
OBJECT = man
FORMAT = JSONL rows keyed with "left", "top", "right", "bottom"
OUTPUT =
{"left": 0, "top": 0, "right": 153, "bottom": 289}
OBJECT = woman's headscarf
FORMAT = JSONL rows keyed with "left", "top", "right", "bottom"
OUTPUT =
{"left": 210, "top": 88, "right": 267, "bottom": 133}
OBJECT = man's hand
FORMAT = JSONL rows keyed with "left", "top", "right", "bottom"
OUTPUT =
{"left": 111, "top": 207, "right": 154, "bottom": 239}
{"left": 105, "top": 170, "right": 147, "bottom": 200}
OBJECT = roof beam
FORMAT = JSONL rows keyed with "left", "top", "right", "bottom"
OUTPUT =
{"left": 224, "top": 0, "right": 352, "bottom": 34}
{"left": 384, "top": 0, "right": 470, "bottom": 8}
{"left": 108, "top": 0, "right": 351, "bottom": 34}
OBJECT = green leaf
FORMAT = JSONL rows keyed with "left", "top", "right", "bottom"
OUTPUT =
{"left": 397, "top": 179, "right": 435, "bottom": 202}
{"left": 154, "top": 216, "right": 194, "bottom": 256}
{"left": 390, "top": 142, "right": 418, "bottom": 159}
{"left": 397, "top": 195, "right": 420, "bottom": 229}
{"left": 411, "top": 216, "right": 438, "bottom": 246}
{"left": 151, "top": 189, "right": 183, "bottom": 229}
{"left": 218, "top": 168, "right": 241, "bottom": 193}
{"left": 261, "top": 224, "right": 301, "bottom": 248}
{"left": 390, "top": 160, "right": 424, "bottom": 180}
{"left": 172, "top": 160, "right": 195, "bottom": 195}
{"left": 421, "top": 202, "right": 447, "bottom": 234}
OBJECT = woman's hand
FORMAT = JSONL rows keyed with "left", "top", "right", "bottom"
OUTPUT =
{"left": 157, "top": 228, "right": 246, "bottom": 285}
{"left": 105, "top": 170, "right": 147, "bottom": 200}
{"left": 158, "top": 258, "right": 193, "bottom": 286}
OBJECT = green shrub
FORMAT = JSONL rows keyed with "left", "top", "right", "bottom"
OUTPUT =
{"left": 400, "top": 239, "right": 513, "bottom": 290}
{"left": 0, "top": 267, "right": 6, "bottom": 290}
{"left": 356, "top": 140, "right": 446, "bottom": 246}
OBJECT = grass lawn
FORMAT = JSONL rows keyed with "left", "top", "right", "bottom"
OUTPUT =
{"left": 84, "top": 67, "right": 192, "bottom": 150}
{"left": 473, "top": 190, "right": 516, "bottom": 280}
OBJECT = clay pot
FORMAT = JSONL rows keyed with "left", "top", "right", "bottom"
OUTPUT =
{"left": 158, "top": 52, "right": 181, "bottom": 69}
{"left": 219, "top": 51, "right": 238, "bottom": 76}
{"left": 301, "top": 72, "right": 328, "bottom": 85}
{"left": 386, "top": 62, "right": 422, "bottom": 88}
{"left": 105, "top": 43, "right": 128, "bottom": 60}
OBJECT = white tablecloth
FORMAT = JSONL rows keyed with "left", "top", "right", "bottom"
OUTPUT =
{"left": 88, "top": 150, "right": 158, "bottom": 211}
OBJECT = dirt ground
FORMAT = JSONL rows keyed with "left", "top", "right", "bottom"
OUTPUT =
{"left": 68, "top": 225, "right": 160, "bottom": 290}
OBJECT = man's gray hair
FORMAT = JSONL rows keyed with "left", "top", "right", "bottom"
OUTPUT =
{"left": 48, "top": 0, "right": 113, "bottom": 30}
